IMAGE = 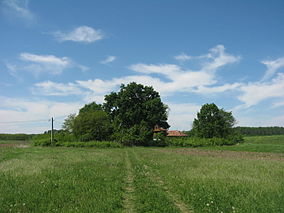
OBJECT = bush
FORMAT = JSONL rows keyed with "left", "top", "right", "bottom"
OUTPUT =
{"left": 55, "top": 141, "right": 123, "bottom": 148}
{"left": 32, "top": 139, "right": 55, "bottom": 146}
{"left": 166, "top": 137, "right": 238, "bottom": 147}
{"left": 113, "top": 121, "right": 153, "bottom": 146}
{"left": 32, "top": 138, "right": 123, "bottom": 148}
{"left": 150, "top": 132, "right": 168, "bottom": 147}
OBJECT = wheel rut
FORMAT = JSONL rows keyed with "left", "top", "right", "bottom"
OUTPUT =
{"left": 123, "top": 150, "right": 136, "bottom": 213}
{"left": 132, "top": 150, "right": 193, "bottom": 213}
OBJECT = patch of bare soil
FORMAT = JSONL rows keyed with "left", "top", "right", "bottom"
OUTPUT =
{"left": 153, "top": 148, "right": 284, "bottom": 161}
{"left": 0, "top": 144, "right": 15, "bottom": 147}
{"left": 0, "top": 144, "right": 29, "bottom": 148}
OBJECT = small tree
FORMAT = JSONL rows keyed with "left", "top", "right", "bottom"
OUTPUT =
{"left": 73, "top": 110, "right": 111, "bottom": 141}
{"left": 62, "top": 113, "right": 76, "bottom": 133}
{"left": 192, "top": 103, "right": 236, "bottom": 138}
{"left": 72, "top": 101, "right": 112, "bottom": 141}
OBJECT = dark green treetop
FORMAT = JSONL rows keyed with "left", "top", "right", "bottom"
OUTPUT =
{"left": 192, "top": 103, "right": 236, "bottom": 138}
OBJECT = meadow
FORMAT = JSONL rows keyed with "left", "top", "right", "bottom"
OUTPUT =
{"left": 201, "top": 135, "right": 284, "bottom": 153}
{"left": 0, "top": 136, "right": 283, "bottom": 213}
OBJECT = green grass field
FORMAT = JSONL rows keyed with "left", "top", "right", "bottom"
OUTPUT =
{"left": 200, "top": 135, "right": 284, "bottom": 153}
{"left": 0, "top": 144, "right": 283, "bottom": 212}
{"left": 0, "top": 140, "right": 29, "bottom": 145}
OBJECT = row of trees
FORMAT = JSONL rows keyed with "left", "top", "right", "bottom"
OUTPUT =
{"left": 233, "top": 126, "right": 284, "bottom": 136}
{"left": 0, "top": 134, "right": 32, "bottom": 140}
{"left": 61, "top": 82, "right": 244, "bottom": 146}
{"left": 62, "top": 82, "right": 169, "bottom": 145}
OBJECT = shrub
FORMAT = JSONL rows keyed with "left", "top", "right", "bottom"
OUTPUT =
{"left": 166, "top": 137, "right": 236, "bottom": 147}
{"left": 55, "top": 141, "right": 123, "bottom": 148}
{"left": 33, "top": 139, "right": 55, "bottom": 146}
{"left": 150, "top": 132, "right": 168, "bottom": 147}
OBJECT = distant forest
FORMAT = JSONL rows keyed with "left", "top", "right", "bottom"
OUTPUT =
{"left": 0, "top": 134, "right": 33, "bottom": 140}
{"left": 233, "top": 126, "right": 284, "bottom": 136}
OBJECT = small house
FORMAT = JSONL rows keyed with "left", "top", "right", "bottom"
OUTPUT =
{"left": 167, "top": 130, "right": 188, "bottom": 137}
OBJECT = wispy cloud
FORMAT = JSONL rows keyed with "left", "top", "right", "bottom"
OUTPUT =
{"left": 33, "top": 81, "right": 83, "bottom": 96}
{"left": 261, "top": 57, "right": 284, "bottom": 81}
{"left": 174, "top": 53, "right": 191, "bottom": 62}
{"left": 1, "top": 0, "right": 35, "bottom": 23}
{"left": 33, "top": 45, "right": 240, "bottom": 101}
{"left": 0, "top": 96, "right": 82, "bottom": 133}
{"left": 167, "top": 102, "right": 200, "bottom": 130}
{"left": 53, "top": 26, "right": 104, "bottom": 43}
{"left": 237, "top": 73, "right": 284, "bottom": 109}
{"left": 6, "top": 53, "right": 88, "bottom": 77}
{"left": 101, "top": 56, "right": 116, "bottom": 64}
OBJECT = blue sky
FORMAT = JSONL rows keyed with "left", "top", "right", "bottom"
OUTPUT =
{"left": 0, "top": 0, "right": 284, "bottom": 133}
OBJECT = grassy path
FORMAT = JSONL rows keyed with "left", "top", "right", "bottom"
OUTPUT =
{"left": 123, "top": 150, "right": 136, "bottom": 213}
{"left": 132, "top": 150, "right": 193, "bottom": 213}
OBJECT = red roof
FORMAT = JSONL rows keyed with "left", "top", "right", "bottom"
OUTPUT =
{"left": 167, "top": 130, "right": 187, "bottom": 137}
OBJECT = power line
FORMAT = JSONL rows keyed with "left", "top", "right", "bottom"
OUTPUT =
{"left": 0, "top": 115, "right": 69, "bottom": 124}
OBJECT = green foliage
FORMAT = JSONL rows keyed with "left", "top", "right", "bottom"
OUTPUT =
{"left": 55, "top": 141, "right": 123, "bottom": 148}
{"left": 73, "top": 110, "right": 112, "bottom": 141}
{"left": 112, "top": 121, "right": 153, "bottom": 146}
{"left": 192, "top": 103, "right": 236, "bottom": 139}
{"left": 167, "top": 137, "right": 232, "bottom": 147}
{"left": 104, "top": 82, "right": 169, "bottom": 145}
{"left": 234, "top": 126, "right": 284, "bottom": 136}
{"left": 0, "top": 134, "right": 33, "bottom": 140}
{"left": 79, "top": 102, "right": 102, "bottom": 114}
{"left": 32, "top": 139, "right": 54, "bottom": 146}
{"left": 62, "top": 113, "right": 76, "bottom": 133}
{"left": 190, "top": 103, "right": 241, "bottom": 146}
{"left": 151, "top": 132, "right": 168, "bottom": 147}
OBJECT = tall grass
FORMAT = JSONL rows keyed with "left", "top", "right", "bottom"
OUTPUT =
{"left": 0, "top": 146, "right": 283, "bottom": 212}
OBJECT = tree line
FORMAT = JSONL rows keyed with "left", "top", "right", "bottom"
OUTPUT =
{"left": 233, "top": 126, "right": 284, "bottom": 136}
{"left": 60, "top": 82, "right": 242, "bottom": 146}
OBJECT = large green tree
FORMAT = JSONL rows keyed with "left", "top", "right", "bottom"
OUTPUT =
{"left": 192, "top": 103, "right": 236, "bottom": 138}
{"left": 104, "top": 82, "right": 169, "bottom": 145}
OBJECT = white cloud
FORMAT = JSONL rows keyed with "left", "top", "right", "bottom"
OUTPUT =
{"left": 174, "top": 53, "right": 191, "bottom": 62}
{"left": 34, "top": 81, "right": 83, "bottom": 96}
{"left": 35, "top": 45, "right": 240, "bottom": 100}
{"left": 6, "top": 53, "right": 87, "bottom": 76}
{"left": 167, "top": 103, "right": 200, "bottom": 130}
{"left": 261, "top": 57, "right": 284, "bottom": 81}
{"left": 237, "top": 73, "right": 284, "bottom": 108}
{"left": 101, "top": 56, "right": 116, "bottom": 64}
{"left": 1, "top": 0, "right": 35, "bottom": 23}
{"left": 54, "top": 26, "right": 104, "bottom": 43}
{"left": 202, "top": 45, "right": 241, "bottom": 72}
{"left": 128, "top": 45, "right": 240, "bottom": 95}
{"left": 193, "top": 83, "right": 241, "bottom": 94}
{"left": 0, "top": 97, "right": 82, "bottom": 133}
{"left": 20, "top": 53, "right": 70, "bottom": 67}
{"left": 272, "top": 100, "right": 284, "bottom": 108}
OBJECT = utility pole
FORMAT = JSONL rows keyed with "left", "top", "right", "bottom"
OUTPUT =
{"left": 51, "top": 117, "right": 54, "bottom": 143}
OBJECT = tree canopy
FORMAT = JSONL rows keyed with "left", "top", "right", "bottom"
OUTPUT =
{"left": 62, "top": 113, "right": 76, "bottom": 133}
{"left": 104, "top": 82, "right": 169, "bottom": 145}
{"left": 73, "top": 110, "right": 111, "bottom": 141}
{"left": 192, "top": 103, "right": 236, "bottom": 138}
